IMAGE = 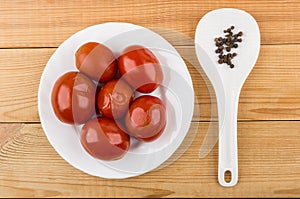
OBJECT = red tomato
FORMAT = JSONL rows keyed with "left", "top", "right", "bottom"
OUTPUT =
{"left": 51, "top": 72, "right": 96, "bottom": 124}
{"left": 97, "top": 79, "right": 134, "bottom": 119}
{"left": 75, "top": 42, "right": 117, "bottom": 82}
{"left": 80, "top": 118, "right": 130, "bottom": 161}
{"left": 125, "top": 95, "right": 166, "bottom": 142}
{"left": 118, "top": 45, "right": 163, "bottom": 93}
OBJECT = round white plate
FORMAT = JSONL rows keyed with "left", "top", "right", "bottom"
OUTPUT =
{"left": 38, "top": 22, "right": 194, "bottom": 178}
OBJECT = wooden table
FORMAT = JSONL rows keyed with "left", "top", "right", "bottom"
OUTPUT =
{"left": 0, "top": 0, "right": 299, "bottom": 197}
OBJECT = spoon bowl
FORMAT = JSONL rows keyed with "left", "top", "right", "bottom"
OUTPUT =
{"left": 195, "top": 8, "right": 260, "bottom": 187}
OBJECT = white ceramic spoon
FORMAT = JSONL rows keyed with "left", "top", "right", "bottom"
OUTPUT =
{"left": 195, "top": 8, "right": 260, "bottom": 186}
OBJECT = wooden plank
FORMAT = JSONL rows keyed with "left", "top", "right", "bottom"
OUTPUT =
{"left": 0, "top": 0, "right": 300, "bottom": 47}
{"left": 0, "top": 45, "right": 299, "bottom": 122}
{"left": 0, "top": 121, "right": 299, "bottom": 197}
{"left": 179, "top": 45, "right": 300, "bottom": 121}
{"left": 0, "top": 48, "right": 53, "bottom": 122}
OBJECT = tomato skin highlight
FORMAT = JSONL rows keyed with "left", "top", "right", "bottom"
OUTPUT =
{"left": 118, "top": 45, "right": 163, "bottom": 93}
{"left": 97, "top": 79, "right": 134, "bottom": 119}
{"left": 125, "top": 95, "right": 166, "bottom": 142}
{"left": 80, "top": 118, "right": 130, "bottom": 161}
{"left": 75, "top": 42, "right": 117, "bottom": 82}
{"left": 51, "top": 72, "right": 96, "bottom": 125}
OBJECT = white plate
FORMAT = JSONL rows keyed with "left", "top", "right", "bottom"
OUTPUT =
{"left": 38, "top": 22, "right": 194, "bottom": 178}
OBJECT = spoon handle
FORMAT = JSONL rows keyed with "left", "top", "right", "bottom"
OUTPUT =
{"left": 218, "top": 88, "right": 240, "bottom": 187}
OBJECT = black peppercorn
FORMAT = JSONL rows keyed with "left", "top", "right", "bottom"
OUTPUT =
{"left": 214, "top": 26, "right": 243, "bottom": 68}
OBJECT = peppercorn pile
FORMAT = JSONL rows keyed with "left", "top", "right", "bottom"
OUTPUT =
{"left": 214, "top": 26, "right": 243, "bottom": 68}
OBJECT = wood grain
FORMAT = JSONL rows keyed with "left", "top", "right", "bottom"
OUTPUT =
{"left": 0, "top": 45, "right": 299, "bottom": 122}
{"left": 0, "top": 122, "right": 299, "bottom": 197}
{"left": 0, "top": 0, "right": 300, "bottom": 47}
